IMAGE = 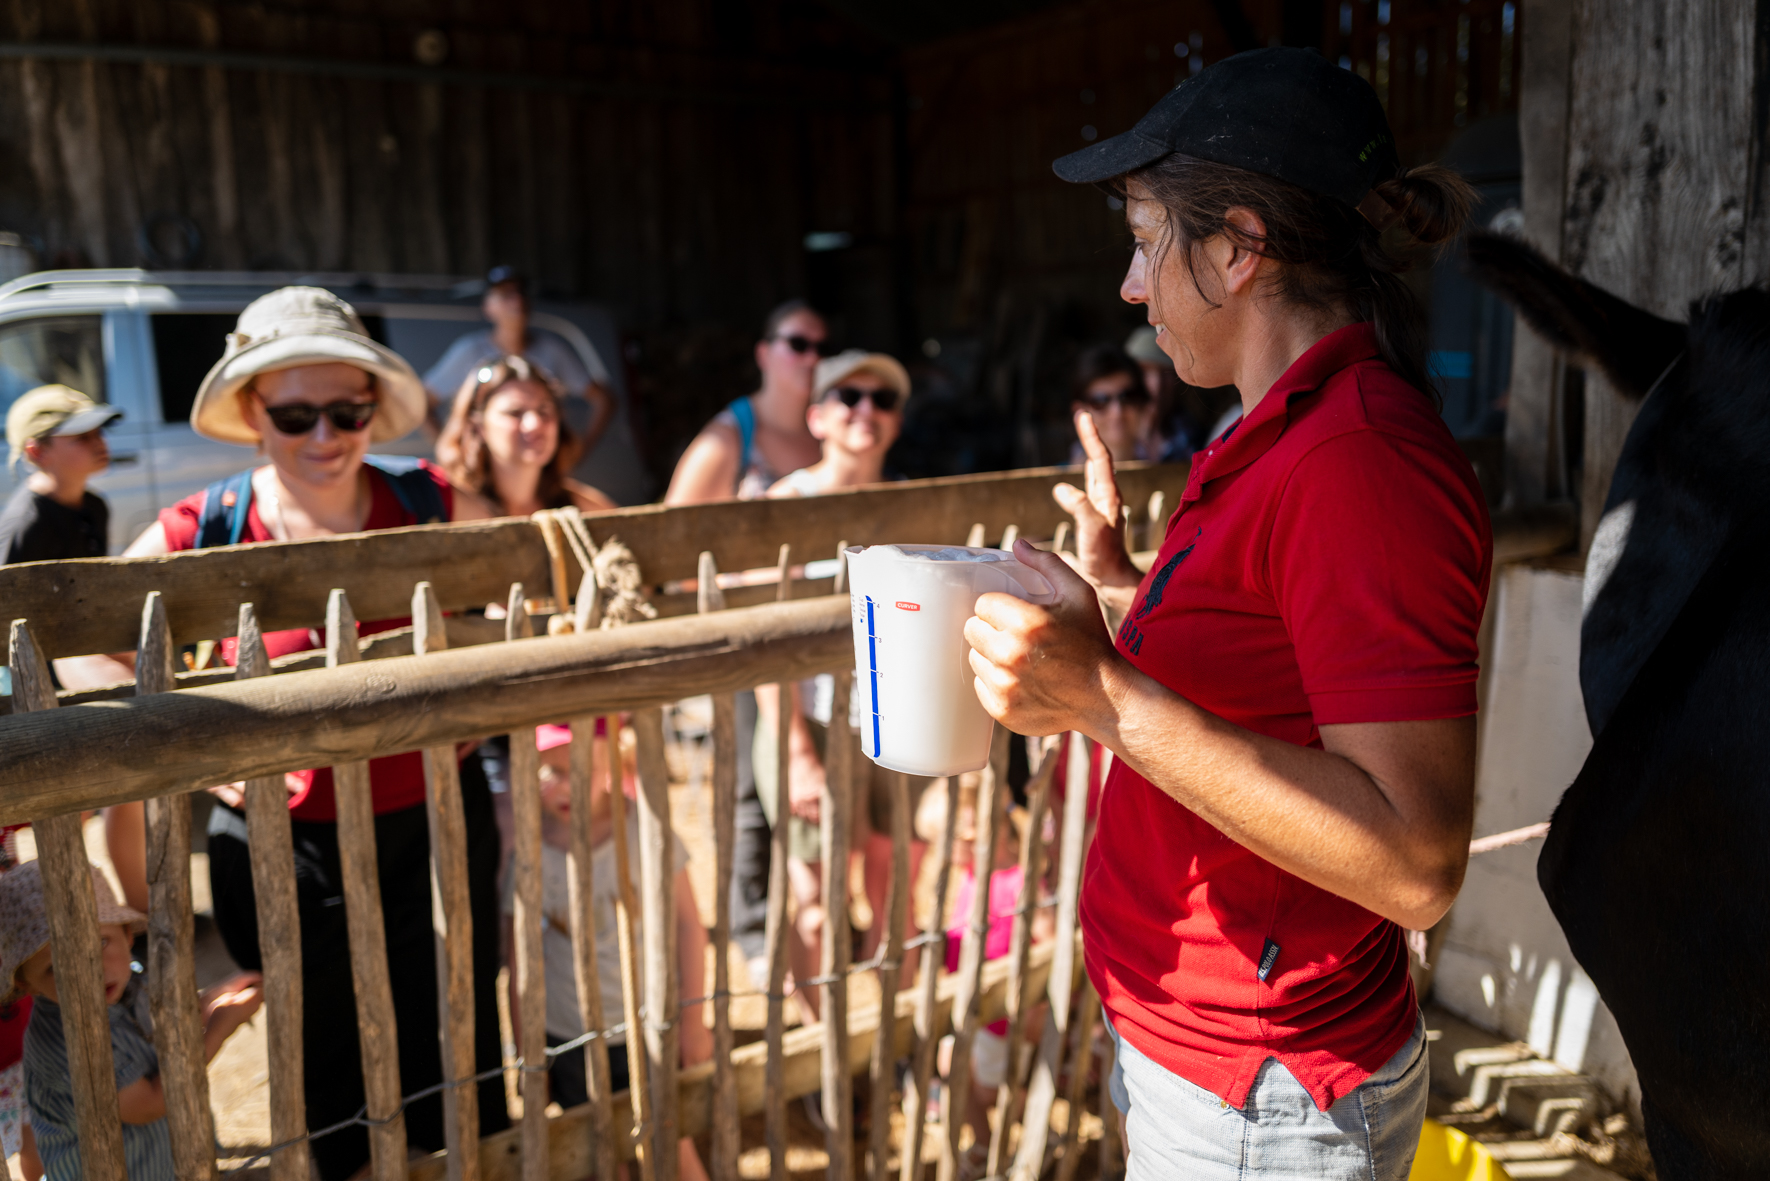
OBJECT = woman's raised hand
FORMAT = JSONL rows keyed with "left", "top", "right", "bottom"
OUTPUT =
{"left": 964, "top": 539, "right": 1129, "bottom": 739}
{"left": 1053, "top": 409, "right": 1143, "bottom": 595}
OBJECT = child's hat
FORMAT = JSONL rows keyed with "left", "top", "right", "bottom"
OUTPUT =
{"left": 0, "top": 860, "right": 146, "bottom": 1004}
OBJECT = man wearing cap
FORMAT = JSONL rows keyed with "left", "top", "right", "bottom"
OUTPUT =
{"left": 423, "top": 265, "right": 614, "bottom": 465}
{"left": 61, "top": 286, "right": 510, "bottom": 1181}
{"left": 962, "top": 49, "right": 1486, "bottom": 1178}
{"left": 1, "top": 385, "right": 122, "bottom": 564}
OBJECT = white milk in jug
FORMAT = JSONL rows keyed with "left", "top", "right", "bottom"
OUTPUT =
{"left": 845, "top": 544, "right": 1055, "bottom": 776}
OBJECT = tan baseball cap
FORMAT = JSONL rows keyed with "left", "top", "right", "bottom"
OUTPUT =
{"left": 0, "top": 860, "right": 146, "bottom": 1005}
{"left": 5, "top": 385, "right": 122, "bottom": 466}
{"left": 814, "top": 349, "right": 911, "bottom": 401}
{"left": 188, "top": 286, "right": 427, "bottom": 445}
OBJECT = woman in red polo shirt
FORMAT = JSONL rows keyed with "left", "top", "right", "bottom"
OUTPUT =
{"left": 965, "top": 50, "right": 1488, "bottom": 1179}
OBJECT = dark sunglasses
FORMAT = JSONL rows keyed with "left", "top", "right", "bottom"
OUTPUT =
{"left": 1083, "top": 387, "right": 1151, "bottom": 411}
{"left": 770, "top": 333, "right": 831, "bottom": 357}
{"left": 823, "top": 386, "right": 901, "bottom": 412}
{"left": 261, "top": 399, "right": 377, "bottom": 435}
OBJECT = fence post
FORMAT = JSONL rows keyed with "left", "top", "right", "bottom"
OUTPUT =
{"left": 986, "top": 734, "right": 1060, "bottom": 1175}
{"left": 607, "top": 714, "right": 657, "bottom": 1181}
{"left": 504, "top": 585, "right": 549, "bottom": 1181}
{"left": 1053, "top": 979, "right": 1104, "bottom": 1181}
{"left": 413, "top": 583, "right": 481, "bottom": 1181}
{"left": 137, "top": 592, "right": 217, "bottom": 1180}
{"left": 9, "top": 620, "right": 127, "bottom": 1181}
{"left": 326, "top": 590, "right": 409, "bottom": 1181}
{"left": 899, "top": 772, "right": 960, "bottom": 1181}
{"left": 1009, "top": 732, "right": 1091, "bottom": 1181}
{"left": 938, "top": 725, "right": 1009, "bottom": 1181}
{"left": 822, "top": 543, "right": 855, "bottom": 1181}
{"left": 865, "top": 770, "right": 911, "bottom": 1181}
{"left": 697, "top": 551, "right": 741, "bottom": 1181}
{"left": 633, "top": 707, "right": 680, "bottom": 1181}
{"left": 565, "top": 710, "right": 619, "bottom": 1181}
{"left": 763, "top": 543, "right": 792, "bottom": 1181}
{"left": 235, "top": 606, "right": 312, "bottom": 1181}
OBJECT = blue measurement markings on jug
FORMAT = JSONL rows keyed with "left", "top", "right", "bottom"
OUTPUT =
{"left": 865, "top": 595, "right": 883, "bottom": 757}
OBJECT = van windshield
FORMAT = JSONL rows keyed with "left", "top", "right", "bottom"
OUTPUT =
{"left": 0, "top": 315, "right": 106, "bottom": 421}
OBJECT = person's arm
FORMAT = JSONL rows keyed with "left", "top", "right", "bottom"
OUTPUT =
{"left": 116, "top": 972, "right": 263, "bottom": 1123}
{"left": 964, "top": 545, "right": 1476, "bottom": 931}
{"left": 565, "top": 479, "right": 617, "bottom": 513}
{"left": 675, "top": 866, "right": 712, "bottom": 1066}
{"left": 52, "top": 520, "right": 174, "bottom": 690}
{"left": 104, "top": 803, "right": 149, "bottom": 914}
{"left": 753, "top": 681, "right": 826, "bottom": 823}
{"left": 663, "top": 423, "right": 742, "bottom": 506}
{"left": 577, "top": 382, "right": 616, "bottom": 457}
{"left": 116, "top": 1074, "right": 166, "bottom": 1125}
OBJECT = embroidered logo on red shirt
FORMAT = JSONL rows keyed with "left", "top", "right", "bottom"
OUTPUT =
{"left": 1119, "top": 528, "right": 1201, "bottom": 657}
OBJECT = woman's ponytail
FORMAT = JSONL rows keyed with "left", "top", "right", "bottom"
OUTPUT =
{"left": 1372, "top": 163, "right": 1477, "bottom": 247}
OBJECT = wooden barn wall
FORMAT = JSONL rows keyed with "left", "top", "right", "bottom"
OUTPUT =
{"left": 0, "top": 0, "right": 897, "bottom": 339}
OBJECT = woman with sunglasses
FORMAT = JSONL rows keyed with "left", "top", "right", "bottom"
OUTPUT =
{"left": 1069, "top": 343, "right": 1160, "bottom": 464}
{"left": 437, "top": 354, "right": 616, "bottom": 517}
{"left": 63, "top": 287, "right": 510, "bottom": 1181}
{"left": 964, "top": 50, "right": 1487, "bottom": 1179}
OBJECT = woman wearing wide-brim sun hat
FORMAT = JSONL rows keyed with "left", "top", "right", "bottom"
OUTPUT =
{"left": 59, "top": 285, "right": 509, "bottom": 1181}
{"left": 960, "top": 48, "right": 1490, "bottom": 1179}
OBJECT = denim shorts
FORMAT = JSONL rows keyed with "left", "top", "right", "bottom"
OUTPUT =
{"left": 1104, "top": 1011, "right": 1428, "bottom": 1181}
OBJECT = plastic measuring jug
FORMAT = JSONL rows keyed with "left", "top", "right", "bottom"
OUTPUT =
{"left": 845, "top": 544, "right": 1056, "bottom": 777}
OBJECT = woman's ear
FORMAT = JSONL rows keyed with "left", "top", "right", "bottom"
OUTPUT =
{"left": 805, "top": 402, "right": 829, "bottom": 442}
{"left": 1219, "top": 205, "right": 1268, "bottom": 296}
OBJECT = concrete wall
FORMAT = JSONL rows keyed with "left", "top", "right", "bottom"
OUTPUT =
{"left": 1435, "top": 563, "right": 1641, "bottom": 1110}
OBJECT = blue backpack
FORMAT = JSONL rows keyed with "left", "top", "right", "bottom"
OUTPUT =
{"left": 195, "top": 455, "right": 447, "bottom": 547}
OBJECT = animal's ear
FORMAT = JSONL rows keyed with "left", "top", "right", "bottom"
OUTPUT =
{"left": 1464, "top": 231, "right": 1686, "bottom": 399}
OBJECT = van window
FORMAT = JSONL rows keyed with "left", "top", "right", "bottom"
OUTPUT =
{"left": 0, "top": 315, "right": 106, "bottom": 418}
{"left": 151, "top": 313, "right": 235, "bottom": 425}
{"left": 152, "top": 311, "right": 390, "bottom": 426}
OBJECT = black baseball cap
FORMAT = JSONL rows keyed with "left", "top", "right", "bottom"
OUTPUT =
{"left": 1052, "top": 47, "right": 1401, "bottom": 211}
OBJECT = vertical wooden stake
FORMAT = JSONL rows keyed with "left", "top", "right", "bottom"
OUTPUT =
{"left": 820, "top": 667, "right": 854, "bottom": 1181}
{"left": 1052, "top": 521, "right": 1070, "bottom": 555}
{"left": 566, "top": 714, "right": 618, "bottom": 1181}
{"left": 865, "top": 771, "right": 911, "bottom": 1181}
{"left": 1009, "top": 732, "right": 1091, "bottom": 1181}
{"left": 633, "top": 708, "right": 679, "bottom": 1181}
{"left": 697, "top": 552, "right": 741, "bottom": 1181}
{"left": 235, "top": 606, "right": 311, "bottom": 1181}
{"left": 1145, "top": 489, "right": 1165, "bottom": 551}
{"left": 607, "top": 715, "right": 657, "bottom": 1181}
{"left": 326, "top": 590, "right": 409, "bottom": 1181}
{"left": 938, "top": 725, "right": 1009, "bottom": 1181}
{"left": 1052, "top": 981, "right": 1103, "bottom": 1181}
{"left": 899, "top": 773, "right": 959, "bottom": 1181}
{"left": 137, "top": 593, "right": 218, "bottom": 1181}
{"left": 763, "top": 544, "right": 792, "bottom": 1181}
{"left": 10, "top": 620, "right": 127, "bottom": 1181}
{"left": 504, "top": 586, "right": 549, "bottom": 1181}
{"left": 965, "top": 523, "right": 985, "bottom": 548}
{"left": 413, "top": 583, "right": 481, "bottom": 1181}
{"left": 998, "top": 523, "right": 1019, "bottom": 551}
{"left": 986, "top": 735, "right": 1059, "bottom": 1176}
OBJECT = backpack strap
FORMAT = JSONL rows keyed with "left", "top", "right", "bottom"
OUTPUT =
{"left": 362, "top": 455, "right": 447, "bottom": 525}
{"left": 196, "top": 469, "right": 257, "bottom": 549}
{"left": 726, "top": 397, "right": 757, "bottom": 480}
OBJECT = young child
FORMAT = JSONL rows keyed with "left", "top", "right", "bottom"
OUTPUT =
{"left": 1, "top": 385, "right": 121, "bottom": 564}
{"left": 919, "top": 775, "right": 1055, "bottom": 1180}
{"left": 507, "top": 722, "right": 711, "bottom": 1181}
{"left": 0, "top": 861, "right": 261, "bottom": 1181}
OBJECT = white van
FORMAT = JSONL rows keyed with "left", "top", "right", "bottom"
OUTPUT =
{"left": 0, "top": 269, "right": 650, "bottom": 551}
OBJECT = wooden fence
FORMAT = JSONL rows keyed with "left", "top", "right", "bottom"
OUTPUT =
{"left": 0, "top": 463, "right": 1194, "bottom": 1181}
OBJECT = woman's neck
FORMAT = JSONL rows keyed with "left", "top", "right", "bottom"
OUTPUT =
{"left": 260, "top": 466, "right": 369, "bottom": 537}
{"left": 751, "top": 380, "right": 814, "bottom": 439}
{"left": 1232, "top": 304, "right": 1357, "bottom": 420}
{"left": 491, "top": 458, "right": 543, "bottom": 515}
{"left": 26, "top": 468, "right": 87, "bottom": 509}
{"left": 492, "top": 321, "right": 526, "bottom": 358}
{"left": 808, "top": 447, "right": 883, "bottom": 490}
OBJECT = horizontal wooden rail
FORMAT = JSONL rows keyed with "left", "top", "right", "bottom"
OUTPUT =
{"left": 407, "top": 933, "right": 1073, "bottom": 1181}
{"left": 0, "top": 463, "right": 1187, "bottom": 659}
{"left": 0, "top": 595, "right": 851, "bottom": 824}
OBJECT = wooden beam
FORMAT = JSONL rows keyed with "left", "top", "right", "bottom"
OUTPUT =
{"left": 137, "top": 592, "right": 218, "bottom": 1181}
{"left": 10, "top": 620, "right": 128, "bottom": 1181}
{"left": 0, "top": 596, "right": 852, "bottom": 824}
{"left": 0, "top": 463, "right": 1189, "bottom": 660}
{"left": 408, "top": 931, "right": 1073, "bottom": 1181}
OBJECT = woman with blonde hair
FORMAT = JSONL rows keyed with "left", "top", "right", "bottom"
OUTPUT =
{"left": 438, "top": 354, "right": 615, "bottom": 516}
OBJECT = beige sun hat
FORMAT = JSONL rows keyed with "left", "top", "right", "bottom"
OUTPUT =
{"left": 188, "top": 286, "right": 427, "bottom": 445}
{"left": 0, "top": 860, "right": 146, "bottom": 1005}
{"left": 813, "top": 349, "right": 912, "bottom": 402}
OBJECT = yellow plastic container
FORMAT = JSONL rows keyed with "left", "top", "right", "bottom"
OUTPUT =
{"left": 1409, "top": 1118, "right": 1513, "bottom": 1181}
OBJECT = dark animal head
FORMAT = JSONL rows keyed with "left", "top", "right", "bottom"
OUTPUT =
{"left": 1465, "top": 231, "right": 1770, "bottom": 736}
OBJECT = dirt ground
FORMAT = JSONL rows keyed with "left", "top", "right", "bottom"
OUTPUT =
{"left": 4, "top": 705, "right": 1109, "bottom": 1180}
